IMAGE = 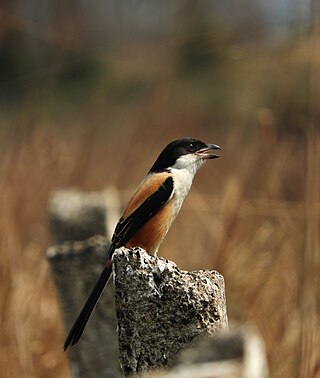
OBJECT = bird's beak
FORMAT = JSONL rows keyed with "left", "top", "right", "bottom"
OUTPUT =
{"left": 196, "top": 143, "right": 222, "bottom": 159}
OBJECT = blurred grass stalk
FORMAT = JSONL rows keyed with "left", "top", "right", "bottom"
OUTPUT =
{"left": 299, "top": 4, "right": 320, "bottom": 376}
{"left": 300, "top": 125, "right": 320, "bottom": 378}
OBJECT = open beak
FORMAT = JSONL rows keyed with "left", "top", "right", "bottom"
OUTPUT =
{"left": 196, "top": 143, "right": 222, "bottom": 159}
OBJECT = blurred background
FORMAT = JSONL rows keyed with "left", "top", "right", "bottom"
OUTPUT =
{"left": 0, "top": 1, "right": 319, "bottom": 377}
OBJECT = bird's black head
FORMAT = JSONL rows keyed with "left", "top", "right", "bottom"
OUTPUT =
{"left": 149, "top": 138, "right": 221, "bottom": 173}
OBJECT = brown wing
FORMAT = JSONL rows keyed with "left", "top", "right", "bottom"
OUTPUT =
{"left": 110, "top": 173, "right": 174, "bottom": 252}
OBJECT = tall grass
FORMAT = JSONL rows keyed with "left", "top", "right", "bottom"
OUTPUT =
{"left": 0, "top": 119, "right": 318, "bottom": 377}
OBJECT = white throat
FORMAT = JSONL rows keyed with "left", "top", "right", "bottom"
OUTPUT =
{"left": 169, "top": 154, "right": 205, "bottom": 220}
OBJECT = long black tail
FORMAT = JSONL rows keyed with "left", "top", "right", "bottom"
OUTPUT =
{"left": 64, "top": 264, "right": 113, "bottom": 350}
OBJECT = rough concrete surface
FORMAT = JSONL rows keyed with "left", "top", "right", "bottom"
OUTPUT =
{"left": 113, "top": 247, "right": 228, "bottom": 376}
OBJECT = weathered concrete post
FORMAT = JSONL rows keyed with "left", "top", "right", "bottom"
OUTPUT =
{"left": 113, "top": 247, "right": 228, "bottom": 376}
{"left": 47, "top": 238, "right": 122, "bottom": 378}
{"left": 47, "top": 188, "right": 122, "bottom": 378}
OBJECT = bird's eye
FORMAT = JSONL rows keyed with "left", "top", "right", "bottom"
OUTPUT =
{"left": 188, "top": 143, "right": 197, "bottom": 152}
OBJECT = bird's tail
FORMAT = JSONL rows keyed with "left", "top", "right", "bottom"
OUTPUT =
{"left": 64, "top": 262, "right": 113, "bottom": 350}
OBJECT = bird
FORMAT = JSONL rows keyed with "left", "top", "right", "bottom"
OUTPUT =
{"left": 64, "top": 138, "right": 221, "bottom": 350}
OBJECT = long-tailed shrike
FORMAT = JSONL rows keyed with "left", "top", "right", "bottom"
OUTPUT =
{"left": 64, "top": 138, "right": 221, "bottom": 350}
